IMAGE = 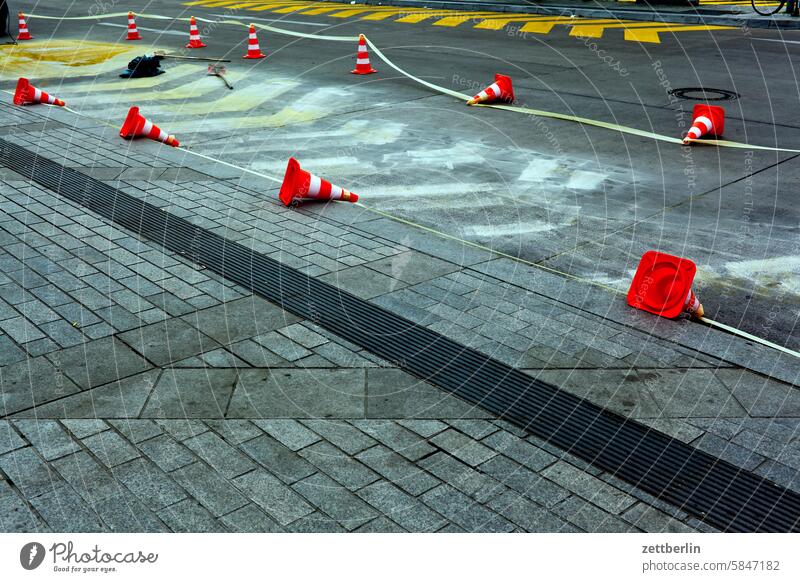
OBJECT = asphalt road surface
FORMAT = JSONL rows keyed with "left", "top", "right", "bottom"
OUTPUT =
{"left": 2, "top": 0, "right": 798, "bottom": 348}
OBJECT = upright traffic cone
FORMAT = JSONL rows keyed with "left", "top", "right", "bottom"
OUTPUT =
{"left": 683, "top": 104, "right": 725, "bottom": 144}
{"left": 351, "top": 34, "right": 376, "bottom": 75}
{"left": 18, "top": 12, "right": 32, "bottom": 41}
{"left": 126, "top": 12, "right": 141, "bottom": 41}
{"left": 627, "top": 251, "right": 704, "bottom": 319}
{"left": 467, "top": 74, "right": 514, "bottom": 106}
{"left": 186, "top": 16, "right": 206, "bottom": 49}
{"left": 242, "top": 24, "right": 265, "bottom": 59}
{"left": 119, "top": 106, "right": 179, "bottom": 147}
{"left": 279, "top": 158, "right": 358, "bottom": 206}
{"left": 13, "top": 78, "right": 65, "bottom": 107}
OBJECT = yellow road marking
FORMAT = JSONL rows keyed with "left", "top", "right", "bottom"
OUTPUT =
{"left": 624, "top": 24, "right": 732, "bottom": 43}
{"left": 521, "top": 18, "right": 622, "bottom": 34}
{"left": 183, "top": 0, "right": 736, "bottom": 43}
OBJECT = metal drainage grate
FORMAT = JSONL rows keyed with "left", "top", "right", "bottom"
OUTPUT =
{"left": 2, "top": 137, "right": 799, "bottom": 533}
{"left": 669, "top": 87, "right": 740, "bottom": 101}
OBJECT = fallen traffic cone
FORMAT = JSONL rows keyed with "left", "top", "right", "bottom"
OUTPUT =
{"left": 467, "top": 74, "right": 514, "bottom": 106}
{"left": 18, "top": 12, "right": 32, "bottom": 41}
{"left": 683, "top": 104, "right": 725, "bottom": 144}
{"left": 13, "top": 78, "right": 65, "bottom": 107}
{"left": 243, "top": 24, "right": 265, "bottom": 59}
{"left": 627, "top": 251, "right": 704, "bottom": 319}
{"left": 279, "top": 157, "right": 358, "bottom": 206}
{"left": 119, "top": 106, "right": 179, "bottom": 147}
{"left": 351, "top": 34, "right": 376, "bottom": 75}
{"left": 126, "top": 12, "right": 141, "bottom": 41}
{"left": 186, "top": 16, "right": 206, "bottom": 49}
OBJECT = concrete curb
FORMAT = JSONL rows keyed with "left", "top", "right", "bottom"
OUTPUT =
{"left": 315, "top": 0, "right": 800, "bottom": 29}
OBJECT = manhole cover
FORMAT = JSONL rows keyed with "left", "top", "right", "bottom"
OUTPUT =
{"left": 668, "top": 87, "right": 739, "bottom": 101}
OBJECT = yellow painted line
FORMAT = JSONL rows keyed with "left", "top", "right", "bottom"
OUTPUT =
{"left": 434, "top": 13, "right": 502, "bottom": 27}
{"left": 395, "top": 12, "right": 454, "bottom": 23}
{"left": 362, "top": 9, "right": 419, "bottom": 21}
{"left": 329, "top": 8, "right": 389, "bottom": 18}
{"left": 569, "top": 21, "right": 671, "bottom": 38}
{"left": 475, "top": 16, "right": 581, "bottom": 31}
{"left": 520, "top": 18, "right": 621, "bottom": 34}
{"left": 271, "top": 5, "right": 320, "bottom": 13}
{"left": 625, "top": 24, "right": 732, "bottom": 43}
{"left": 300, "top": 6, "right": 356, "bottom": 14}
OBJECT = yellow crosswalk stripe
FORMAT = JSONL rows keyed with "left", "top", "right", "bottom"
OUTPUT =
{"left": 520, "top": 18, "right": 621, "bottom": 34}
{"left": 569, "top": 21, "right": 671, "bottom": 38}
{"left": 624, "top": 24, "right": 732, "bottom": 43}
{"left": 475, "top": 16, "right": 582, "bottom": 31}
{"left": 395, "top": 12, "right": 450, "bottom": 23}
{"left": 433, "top": 13, "right": 502, "bottom": 27}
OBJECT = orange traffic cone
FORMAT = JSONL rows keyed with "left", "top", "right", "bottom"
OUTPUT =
{"left": 683, "top": 104, "right": 725, "bottom": 144}
{"left": 351, "top": 34, "right": 376, "bottom": 75}
{"left": 627, "top": 251, "right": 704, "bottom": 319}
{"left": 279, "top": 158, "right": 358, "bottom": 206}
{"left": 13, "top": 78, "right": 65, "bottom": 107}
{"left": 467, "top": 74, "right": 515, "bottom": 106}
{"left": 126, "top": 12, "right": 141, "bottom": 41}
{"left": 18, "top": 12, "right": 32, "bottom": 41}
{"left": 243, "top": 24, "right": 265, "bottom": 59}
{"left": 186, "top": 16, "right": 206, "bottom": 49}
{"left": 119, "top": 106, "right": 179, "bottom": 147}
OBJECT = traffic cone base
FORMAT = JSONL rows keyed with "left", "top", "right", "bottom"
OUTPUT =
{"left": 351, "top": 34, "right": 376, "bottom": 75}
{"left": 127, "top": 12, "right": 141, "bottom": 41}
{"left": 186, "top": 16, "right": 206, "bottom": 49}
{"left": 13, "top": 78, "right": 65, "bottom": 107}
{"left": 279, "top": 157, "right": 358, "bottom": 206}
{"left": 18, "top": 12, "right": 32, "bottom": 41}
{"left": 683, "top": 104, "right": 725, "bottom": 144}
{"left": 627, "top": 251, "right": 704, "bottom": 319}
{"left": 467, "top": 74, "right": 514, "bottom": 106}
{"left": 243, "top": 24, "right": 265, "bottom": 59}
{"left": 120, "top": 106, "right": 179, "bottom": 147}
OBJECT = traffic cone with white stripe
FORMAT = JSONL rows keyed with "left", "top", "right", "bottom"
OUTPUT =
{"left": 126, "top": 12, "right": 141, "bottom": 41}
{"left": 683, "top": 104, "right": 724, "bottom": 144}
{"left": 351, "top": 34, "right": 376, "bottom": 75}
{"left": 627, "top": 251, "right": 704, "bottom": 319}
{"left": 243, "top": 24, "right": 265, "bottom": 59}
{"left": 18, "top": 12, "right": 32, "bottom": 41}
{"left": 186, "top": 16, "right": 206, "bottom": 49}
{"left": 467, "top": 74, "right": 514, "bottom": 106}
{"left": 119, "top": 107, "right": 179, "bottom": 147}
{"left": 13, "top": 78, "right": 65, "bottom": 107}
{"left": 279, "top": 157, "right": 358, "bottom": 206}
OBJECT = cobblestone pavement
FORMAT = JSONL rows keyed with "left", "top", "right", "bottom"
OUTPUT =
{"left": 1, "top": 103, "right": 799, "bottom": 533}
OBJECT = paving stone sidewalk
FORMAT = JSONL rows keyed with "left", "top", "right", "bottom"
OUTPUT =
{"left": 1, "top": 103, "right": 798, "bottom": 533}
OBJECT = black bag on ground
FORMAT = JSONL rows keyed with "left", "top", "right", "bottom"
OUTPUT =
{"left": 120, "top": 55, "right": 165, "bottom": 78}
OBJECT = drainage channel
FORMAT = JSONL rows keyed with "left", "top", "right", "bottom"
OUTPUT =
{"left": 2, "top": 137, "right": 798, "bottom": 533}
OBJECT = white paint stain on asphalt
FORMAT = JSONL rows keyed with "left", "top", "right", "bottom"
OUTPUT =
{"left": 518, "top": 158, "right": 560, "bottom": 182}
{"left": 567, "top": 169, "right": 607, "bottom": 190}
{"left": 462, "top": 222, "right": 557, "bottom": 237}
{"left": 724, "top": 256, "right": 800, "bottom": 294}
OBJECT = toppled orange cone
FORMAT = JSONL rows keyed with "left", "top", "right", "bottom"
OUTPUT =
{"left": 627, "top": 251, "right": 704, "bottom": 319}
{"left": 351, "top": 34, "right": 376, "bottom": 75}
{"left": 13, "top": 78, "right": 65, "bottom": 107}
{"left": 18, "top": 12, "right": 32, "bottom": 41}
{"left": 119, "top": 106, "right": 179, "bottom": 147}
{"left": 279, "top": 157, "right": 358, "bottom": 206}
{"left": 243, "top": 24, "right": 265, "bottom": 59}
{"left": 467, "top": 74, "right": 514, "bottom": 106}
{"left": 683, "top": 104, "right": 724, "bottom": 144}
{"left": 186, "top": 16, "right": 206, "bottom": 48}
{"left": 127, "top": 12, "right": 141, "bottom": 41}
